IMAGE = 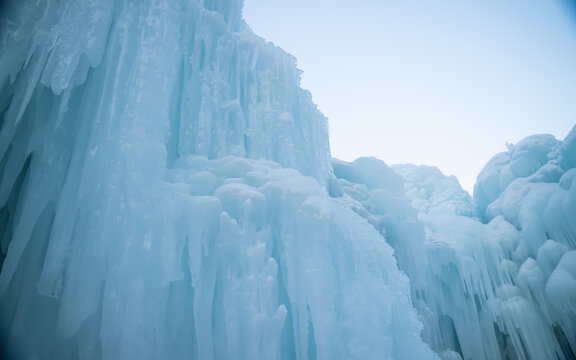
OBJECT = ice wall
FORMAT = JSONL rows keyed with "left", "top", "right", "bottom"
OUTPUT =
{"left": 468, "top": 130, "right": 576, "bottom": 359}
{"left": 0, "top": 0, "right": 437, "bottom": 359}
{"left": 2, "top": 0, "right": 575, "bottom": 359}
{"left": 332, "top": 129, "right": 576, "bottom": 360}
{"left": 0, "top": 0, "right": 331, "bottom": 183}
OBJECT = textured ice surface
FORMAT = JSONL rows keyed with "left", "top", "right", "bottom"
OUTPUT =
{"left": 392, "top": 164, "right": 479, "bottom": 218}
{"left": 331, "top": 129, "right": 576, "bottom": 360}
{"left": 0, "top": 0, "right": 436, "bottom": 359}
{"left": 1, "top": 0, "right": 576, "bottom": 359}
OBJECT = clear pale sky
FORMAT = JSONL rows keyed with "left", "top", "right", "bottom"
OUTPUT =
{"left": 243, "top": 0, "right": 576, "bottom": 193}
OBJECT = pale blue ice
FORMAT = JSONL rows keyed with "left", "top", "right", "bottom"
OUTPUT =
{"left": 0, "top": 1, "right": 575, "bottom": 359}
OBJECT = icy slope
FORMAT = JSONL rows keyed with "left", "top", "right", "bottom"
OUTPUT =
{"left": 332, "top": 128, "right": 576, "bottom": 360}
{"left": 0, "top": 0, "right": 436, "bottom": 359}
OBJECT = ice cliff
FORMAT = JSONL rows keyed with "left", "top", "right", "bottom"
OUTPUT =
{"left": 0, "top": 0, "right": 575, "bottom": 360}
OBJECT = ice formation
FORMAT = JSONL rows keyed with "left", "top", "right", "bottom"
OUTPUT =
{"left": 330, "top": 131, "right": 576, "bottom": 360}
{"left": 0, "top": 0, "right": 575, "bottom": 359}
{"left": 0, "top": 0, "right": 435, "bottom": 359}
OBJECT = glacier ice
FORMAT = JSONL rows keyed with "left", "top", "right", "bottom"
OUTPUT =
{"left": 1, "top": 0, "right": 576, "bottom": 360}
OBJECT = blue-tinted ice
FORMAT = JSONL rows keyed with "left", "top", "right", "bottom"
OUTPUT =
{"left": 0, "top": 1, "right": 575, "bottom": 359}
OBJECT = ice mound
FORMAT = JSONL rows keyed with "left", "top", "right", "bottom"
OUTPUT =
{"left": 332, "top": 131, "right": 576, "bottom": 360}
{"left": 415, "top": 131, "right": 576, "bottom": 360}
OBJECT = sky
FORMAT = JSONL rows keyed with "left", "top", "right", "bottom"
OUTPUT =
{"left": 242, "top": 0, "right": 576, "bottom": 193}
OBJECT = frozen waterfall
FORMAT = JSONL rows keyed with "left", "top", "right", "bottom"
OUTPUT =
{"left": 1, "top": 0, "right": 575, "bottom": 360}
{"left": 331, "top": 135, "right": 576, "bottom": 360}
